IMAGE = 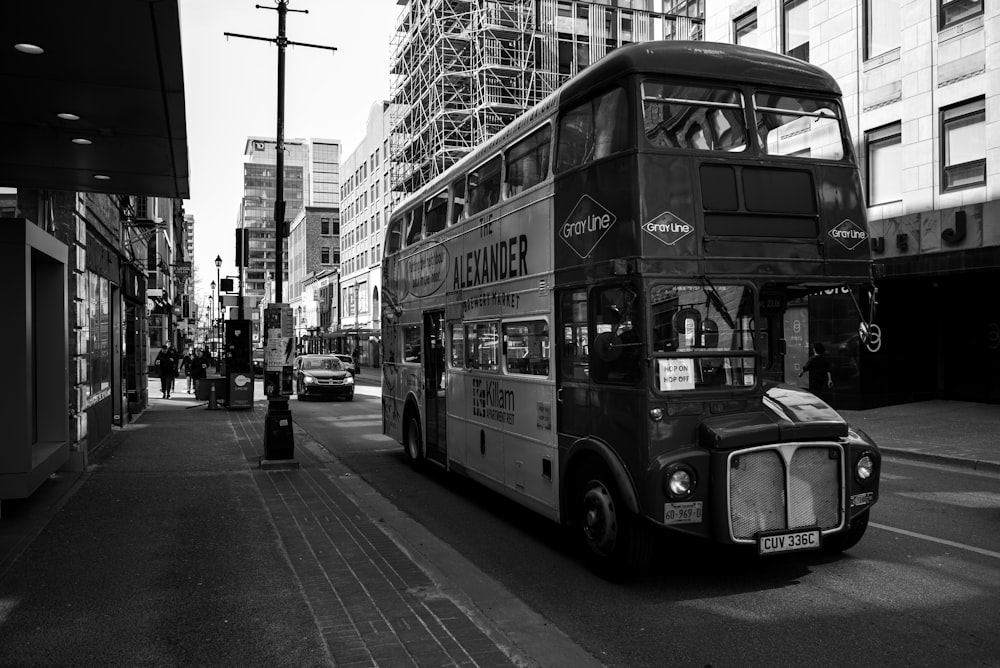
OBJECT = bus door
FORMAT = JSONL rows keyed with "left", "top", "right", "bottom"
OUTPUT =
{"left": 555, "top": 289, "right": 593, "bottom": 442}
{"left": 423, "top": 311, "right": 447, "bottom": 465}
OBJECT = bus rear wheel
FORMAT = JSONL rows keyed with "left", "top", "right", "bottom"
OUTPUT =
{"left": 575, "top": 460, "right": 652, "bottom": 579}
{"left": 403, "top": 414, "right": 423, "bottom": 467}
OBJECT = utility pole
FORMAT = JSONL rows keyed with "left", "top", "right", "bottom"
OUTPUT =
{"left": 225, "top": 1, "right": 336, "bottom": 462}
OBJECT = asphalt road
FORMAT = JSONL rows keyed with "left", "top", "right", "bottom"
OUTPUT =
{"left": 292, "top": 386, "right": 1000, "bottom": 668}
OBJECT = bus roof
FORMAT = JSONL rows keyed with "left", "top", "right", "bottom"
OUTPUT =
{"left": 392, "top": 40, "right": 844, "bottom": 215}
{"left": 559, "top": 41, "right": 842, "bottom": 108}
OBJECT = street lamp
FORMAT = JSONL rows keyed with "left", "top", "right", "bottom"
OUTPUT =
{"left": 215, "top": 254, "right": 223, "bottom": 371}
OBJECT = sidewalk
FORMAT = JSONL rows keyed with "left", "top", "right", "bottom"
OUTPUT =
{"left": 0, "top": 380, "right": 598, "bottom": 667}
{"left": 839, "top": 399, "right": 1000, "bottom": 474}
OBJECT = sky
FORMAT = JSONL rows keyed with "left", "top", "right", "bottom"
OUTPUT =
{"left": 178, "top": 0, "right": 403, "bottom": 299}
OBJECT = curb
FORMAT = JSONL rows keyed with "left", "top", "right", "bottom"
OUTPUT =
{"left": 879, "top": 447, "right": 1000, "bottom": 475}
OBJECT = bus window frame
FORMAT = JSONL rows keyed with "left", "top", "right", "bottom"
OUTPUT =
{"left": 648, "top": 281, "right": 760, "bottom": 394}
{"left": 640, "top": 81, "right": 749, "bottom": 153}
{"left": 465, "top": 320, "right": 500, "bottom": 372}
{"left": 448, "top": 321, "right": 465, "bottom": 369}
{"left": 424, "top": 188, "right": 448, "bottom": 237}
{"left": 555, "top": 84, "right": 631, "bottom": 174}
{"left": 404, "top": 206, "right": 424, "bottom": 247}
{"left": 752, "top": 91, "right": 850, "bottom": 162}
{"left": 504, "top": 123, "right": 553, "bottom": 198}
{"left": 502, "top": 317, "right": 551, "bottom": 377}
{"left": 450, "top": 179, "right": 465, "bottom": 226}
{"left": 466, "top": 154, "right": 504, "bottom": 217}
{"left": 385, "top": 216, "right": 404, "bottom": 254}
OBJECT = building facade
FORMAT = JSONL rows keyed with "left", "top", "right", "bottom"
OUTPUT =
{"left": 338, "top": 102, "right": 406, "bottom": 367}
{"left": 239, "top": 138, "right": 341, "bottom": 337}
{"left": 705, "top": 0, "right": 999, "bottom": 406}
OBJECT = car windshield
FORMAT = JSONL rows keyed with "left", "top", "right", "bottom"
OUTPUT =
{"left": 302, "top": 357, "right": 343, "bottom": 371}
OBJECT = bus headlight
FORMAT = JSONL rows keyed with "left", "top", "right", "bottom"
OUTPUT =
{"left": 649, "top": 407, "right": 664, "bottom": 421}
{"left": 855, "top": 452, "right": 875, "bottom": 482}
{"left": 664, "top": 464, "right": 696, "bottom": 500}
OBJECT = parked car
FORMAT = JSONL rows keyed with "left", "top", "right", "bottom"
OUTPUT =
{"left": 293, "top": 354, "right": 354, "bottom": 401}
{"left": 335, "top": 353, "right": 359, "bottom": 376}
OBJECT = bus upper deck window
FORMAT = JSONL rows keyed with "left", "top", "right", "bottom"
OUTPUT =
{"left": 386, "top": 219, "right": 403, "bottom": 254}
{"left": 506, "top": 125, "right": 551, "bottom": 197}
{"left": 425, "top": 189, "right": 448, "bottom": 236}
{"left": 642, "top": 83, "right": 746, "bottom": 152}
{"left": 451, "top": 180, "right": 465, "bottom": 225}
{"left": 555, "top": 86, "right": 628, "bottom": 173}
{"left": 467, "top": 156, "right": 502, "bottom": 216}
{"left": 404, "top": 207, "right": 423, "bottom": 246}
{"left": 754, "top": 93, "right": 846, "bottom": 161}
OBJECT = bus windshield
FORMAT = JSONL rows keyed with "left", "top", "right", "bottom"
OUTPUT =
{"left": 650, "top": 283, "right": 757, "bottom": 392}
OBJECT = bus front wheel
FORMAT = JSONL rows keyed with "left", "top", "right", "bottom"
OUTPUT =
{"left": 403, "top": 413, "right": 423, "bottom": 466}
{"left": 574, "top": 460, "right": 652, "bottom": 579}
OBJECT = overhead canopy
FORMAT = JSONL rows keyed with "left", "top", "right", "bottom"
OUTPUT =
{"left": 0, "top": 0, "right": 189, "bottom": 199}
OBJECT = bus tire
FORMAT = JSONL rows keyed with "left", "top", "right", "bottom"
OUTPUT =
{"left": 574, "top": 458, "right": 652, "bottom": 579}
{"left": 823, "top": 509, "right": 870, "bottom": 553}
{"left": 403, "top": 412, "right": 423, "bottom": 467}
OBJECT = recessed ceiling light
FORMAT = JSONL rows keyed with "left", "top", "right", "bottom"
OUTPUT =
{"left": 15, "top": 43, "right": 44, "bottom": 55}
{"left": 57, "top": 113, "right": 80, "bottom": 121}
{"left": 94, "top": 174, "right": 111, "bottom": 181}
{"left": 72, "top": 138, "right": 92, "bottom": 145}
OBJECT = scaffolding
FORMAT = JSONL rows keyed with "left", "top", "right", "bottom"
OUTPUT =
{"left": 389, "top": 0, "right": 705, "bottom": 194}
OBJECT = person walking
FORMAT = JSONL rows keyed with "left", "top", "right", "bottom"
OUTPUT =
{"left": 189, "top": 348, "right": 211, "bottom": 396}
{"left": 154, "top": 344, "right": 176, "bottom": 399}
{"left": 180, "top": 348, "right": 194, "bottom": 393}
{"left": 799, "top": 342, "right": 834, "bottom": 397}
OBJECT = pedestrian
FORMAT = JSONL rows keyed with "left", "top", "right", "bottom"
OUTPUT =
{"left": 154, "top": 344, "right": 176, "bottom": 399}
{"left": 190, "top": 348, "right": 211, "bottom": 389}
{"left": 180, "top": 348, "right": 194, "bottom": 393}
{"left": 799, "top": 342, "right": 833, "bottom": 396}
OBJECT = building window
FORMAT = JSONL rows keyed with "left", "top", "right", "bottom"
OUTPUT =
{"left": 939, "top": 0, "right": 983, "bottom": 30}
{"left": 321, "top": 247, "right": 330, "bottom": 264}
{"left": 321, "top": 217, "right": 330, "bottom": 235}
{"left": 866, "top": 123, "right": 902, "bottom": 205}
{"left": 783, "top": 0, "right": 809, "bottom": 62}
{"left": 941, "top": 98, "right": 986, "bottom": 191}
{"left": 866, "top": 0, "right": 900, "bottom": 59}
{"left": 734, "top": 9, "right": 757, "bottom": 48}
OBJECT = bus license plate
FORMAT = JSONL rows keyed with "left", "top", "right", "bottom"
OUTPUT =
{"left": 663, "top": 501, "right": 702, "bottom": 525}
{"left": 757, "top": 528, "right": 822, "bottom": 555}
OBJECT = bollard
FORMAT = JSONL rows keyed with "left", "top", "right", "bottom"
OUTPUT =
{"left": 207, "top": 381, "right": 219, "bottom": 410}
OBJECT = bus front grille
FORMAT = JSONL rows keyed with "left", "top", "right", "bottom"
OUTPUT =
{"left": 727, "top": 444, "right": 842, "bottom": 542}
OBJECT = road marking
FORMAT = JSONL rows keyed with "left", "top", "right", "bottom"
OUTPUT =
{"left": 896, "top": 491, "right": 1000, "bottom": 509}
{"left": 871, "top": 522, "right": 1000, "bottom": 560}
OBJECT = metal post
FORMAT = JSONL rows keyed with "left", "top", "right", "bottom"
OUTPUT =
{"left": 225, "top": 2, "right": 336, "bottom": 463}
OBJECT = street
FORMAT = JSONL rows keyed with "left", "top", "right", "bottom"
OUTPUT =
{"left": 290, "top": 383, "right": 1000, "bottom": 668}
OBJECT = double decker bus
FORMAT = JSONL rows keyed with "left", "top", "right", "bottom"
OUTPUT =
{"left": 381, "top": 41, "right": 880, "bottom": 577}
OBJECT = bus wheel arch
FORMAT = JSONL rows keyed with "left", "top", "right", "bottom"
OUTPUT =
{"left": 562, "top": 443, "right": 652, "bottom": 578}
{"left": 402, "top": 395, "right": 423, "bottom": 465}
{"left": 561, "top": 440, "right": 640, "bottom": 524}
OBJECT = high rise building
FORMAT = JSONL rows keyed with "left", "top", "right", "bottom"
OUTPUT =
{"left": 389, "top": 0, "right": 706, "bottom": 194}
{"left": 238, "top": 137, "right": 341, "bottom": 309}
{"left": 340, "top": 102, "right": 404, "bottom": 367}
{"left": 705, "top": 0, "right": 999, "bottom": 406}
